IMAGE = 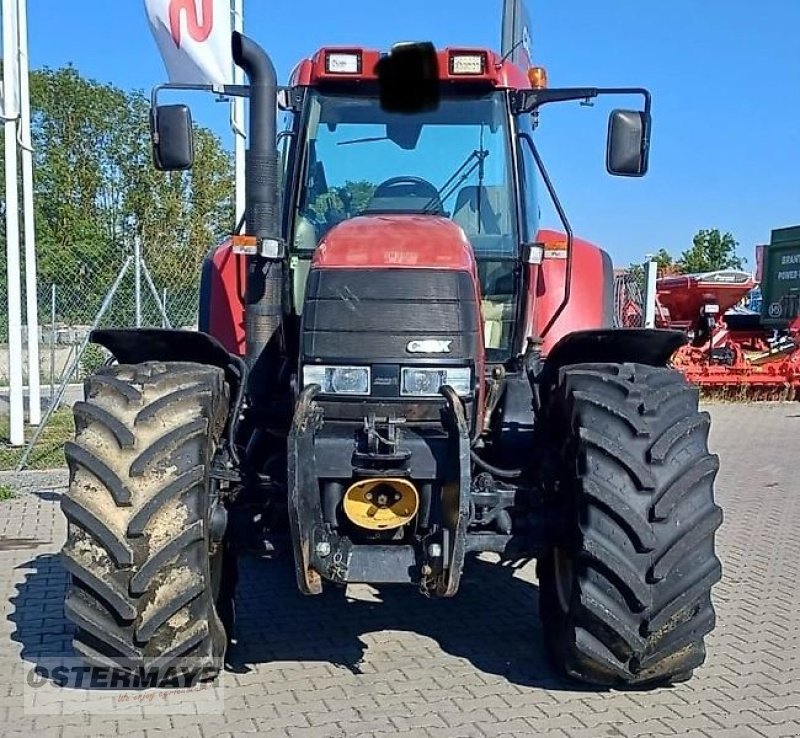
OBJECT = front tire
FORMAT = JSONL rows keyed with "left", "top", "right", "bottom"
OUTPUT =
{"left": 60, "top": 361, "right": 230, "bottom": 682}
{"left": 538, "top": 362, "right": 722, "bottom": 687}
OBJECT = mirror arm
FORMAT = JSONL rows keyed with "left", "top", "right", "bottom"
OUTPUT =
{"left": 149, "top": 82, "right": 298, "bottom": 130}
{"left": 512, "top": 86, "right": 651, "bottom": 117}
{"left": 150, "top": 83, "right": 250, "bottom": 116}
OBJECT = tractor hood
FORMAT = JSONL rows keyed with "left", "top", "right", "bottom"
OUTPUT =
{"left": 313, "top": 215, "right": 477, "bottom": 272}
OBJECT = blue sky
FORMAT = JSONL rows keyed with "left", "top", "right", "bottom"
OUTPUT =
{"left": 27, "top": 0, "right": 800, "bottom": 268}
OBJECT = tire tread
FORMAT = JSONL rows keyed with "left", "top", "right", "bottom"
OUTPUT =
{"left": 539, "top": 362, "right": 722, "bottom": 687}
{"left": 60, "top": 361, "right": 229, "bottom": 681}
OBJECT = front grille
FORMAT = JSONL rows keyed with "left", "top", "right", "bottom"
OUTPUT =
{"left": 302, "top": 268, "right": 480, "bottom": 362}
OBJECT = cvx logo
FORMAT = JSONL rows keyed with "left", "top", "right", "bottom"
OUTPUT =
{"left": 406, "top": 339, "right": 453, "bottom": 354}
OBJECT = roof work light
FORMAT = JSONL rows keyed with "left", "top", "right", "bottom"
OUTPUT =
{"left": 449, "top": 52, "right": 486, "bottom": 75}
{"left": 325, "top": 52, "right": 362, "bottom": 74}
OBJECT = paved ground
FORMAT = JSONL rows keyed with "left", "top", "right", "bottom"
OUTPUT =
{"left": 1, "top": 403, "right": 799, "bottom": 737}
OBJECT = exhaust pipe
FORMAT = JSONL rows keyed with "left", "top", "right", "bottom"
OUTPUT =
{"left": 232, "top": 31, "right": 283, "bottom": 386}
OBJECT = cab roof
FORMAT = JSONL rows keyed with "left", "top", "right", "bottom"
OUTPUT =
{"left": 290, "top": 46, "right": 531, "bottom": 90}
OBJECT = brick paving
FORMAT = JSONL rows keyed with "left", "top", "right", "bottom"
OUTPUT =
{"left": 1, "top": 402, "right": 799, "bottom": 737}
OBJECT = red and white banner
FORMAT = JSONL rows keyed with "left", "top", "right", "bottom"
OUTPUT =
{"left": 144, "top": 0, "right": 233, "bottom": 85}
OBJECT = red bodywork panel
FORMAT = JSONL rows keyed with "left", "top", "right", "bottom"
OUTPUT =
{"left": 200, "top": 238, "right": 247, "bottom": 356}
{"left": 201, "top": 226, "right": 614, "bottom": 361}
{"left": 313, "top": 215, "right": 476, "bottom": 271}
{"left": 310, "top": 215, "right": 487, "bottom": 426}
{"left": 290, "top": 47, "right": 530, "bottom": 90}
{"left": 528, "top": 229, "right": 614, "bottom": 356}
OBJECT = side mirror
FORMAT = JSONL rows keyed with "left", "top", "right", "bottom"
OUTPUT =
{"left": 150, "top": 104, "right": 194, "bottom": 171}
{"left": 606, "top": 109, "right": 650, "bottom": 177}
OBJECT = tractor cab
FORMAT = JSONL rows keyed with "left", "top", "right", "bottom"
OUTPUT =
{"left": 284, "top": 47, "right": 536, "bottom": 362}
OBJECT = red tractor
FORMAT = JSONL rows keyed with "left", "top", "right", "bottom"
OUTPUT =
{"left": 59, "top": 31, "right": 722, "bottom": 688}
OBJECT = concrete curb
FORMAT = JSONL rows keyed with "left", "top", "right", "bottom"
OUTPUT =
{"left": 0, "top": 469, "right": 68, "bottom": 496}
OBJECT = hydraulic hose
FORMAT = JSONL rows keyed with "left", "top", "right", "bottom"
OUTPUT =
{"left": 439, "top": 385, "right": 524, "bottom": 480}
{"left": 469, "top": 449, "right": 523, "bottom": 480}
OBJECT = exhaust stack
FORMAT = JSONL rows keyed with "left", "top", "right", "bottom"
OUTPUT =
{"left": 232, "top": 32, "right": 284, "bottom": 383}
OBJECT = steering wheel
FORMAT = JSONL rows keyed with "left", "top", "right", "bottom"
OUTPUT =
{"left": 369, "top": 176, "right": 444, "bottom": 214}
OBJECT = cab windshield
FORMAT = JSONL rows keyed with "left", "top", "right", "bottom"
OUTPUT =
{"left": 292, "top": 89, "right": 519, "bottom": 357}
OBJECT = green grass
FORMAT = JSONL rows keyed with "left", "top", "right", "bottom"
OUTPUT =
{"left": 0, "top": 408, "right": 75, "bottom": 470}
{"left": 0, "top": 483, "right": 15, "bottom": 501}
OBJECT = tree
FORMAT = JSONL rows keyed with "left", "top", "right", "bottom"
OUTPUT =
{"left": 310, "top": 179, "right": 376, "bottom": 221}
{"left": 653, "top": 248, "right": 674, "bottom": 269}
{"left": 1, "top": 65, "right": 234, "bottom": 335}
{"left": 627, "top": 247, "right": 677, "bottom": 282}
{"left": 677, "top": 229, "right": 745, "bottom": 274}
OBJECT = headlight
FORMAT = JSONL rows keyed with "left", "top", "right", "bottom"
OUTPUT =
{"left": 303, "top": 365, "right": 371, "bottom": 395}
{"left": 401, "top": 367, "right": 471, "bottom": 397}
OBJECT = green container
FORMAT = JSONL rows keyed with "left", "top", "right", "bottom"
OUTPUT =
{"left": 761, "top": 225, "right": 800, "bottom": 325}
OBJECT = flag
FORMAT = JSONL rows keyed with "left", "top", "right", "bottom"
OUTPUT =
{"left": 144, "top": 0, "right": 233, "bottom": 86}
{"left": 501, "top": 0, "right": 533, "bottom": 69}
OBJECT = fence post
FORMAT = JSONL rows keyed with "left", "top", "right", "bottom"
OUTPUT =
{"left": 643, "top": 260, "right": 658, "bottom": 329}
{"left": 17, "top": 256, "right": 133, "bottom": 471}
{"left": 134, "top": 235, "right": 142, "bottom": 327}
{"left": 141, "top": 259, "right": 171, "bottom": 329}
{"left": 50, "top": 283, "right": 56, "bottom": 400}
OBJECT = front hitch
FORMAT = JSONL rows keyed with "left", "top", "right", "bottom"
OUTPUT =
{"left": 287, "top": 384, "right": 473, "bottom": 597}
{"left": 287, "top": 385, "right": 325, "bottom": 595}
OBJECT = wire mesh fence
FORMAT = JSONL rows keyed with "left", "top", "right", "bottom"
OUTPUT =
{"left": 1, "top": 237, "right": 206, "bottom": 392}
{"left": 613, "top": 267, "right": 648, "bottom": 328}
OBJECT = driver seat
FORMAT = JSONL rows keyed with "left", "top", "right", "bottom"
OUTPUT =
{"left": 361, "top": 178, "right": 444, "bottom": 215}
{"left": 452, "top": 186, "right": 504, "bottom": 236}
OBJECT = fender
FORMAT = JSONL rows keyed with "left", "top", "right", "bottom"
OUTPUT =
{"left": 91, "top": 328, "right": 245, "bottom": 403}
{"left": 537, "top": 327, "right": 688, "bottom": 388}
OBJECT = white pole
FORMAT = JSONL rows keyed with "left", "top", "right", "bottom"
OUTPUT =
{"left": 2, "top": 0, "right": 25, "bottom": 445}
{"left": 232, "top": 0, "right": 246, "bottom": 228}
{"left": 17, "top": 0, "right": 41, "bottom": 425}
{"left": 644, "top": 259, "right": 658, "bottom": 329}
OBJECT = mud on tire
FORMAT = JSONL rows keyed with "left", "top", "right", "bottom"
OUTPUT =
{"left": 60, "top": 361, "right": 230, "bottom": 682}
{"left": 537, "top": 362, "right": 723, "bottom": 687}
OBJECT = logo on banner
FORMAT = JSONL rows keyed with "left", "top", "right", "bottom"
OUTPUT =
{"left": 169, "top": 0, "right": 214, "bottom": 47}
{"left": 144, "top": 0, "right": 233, "bottom": 85}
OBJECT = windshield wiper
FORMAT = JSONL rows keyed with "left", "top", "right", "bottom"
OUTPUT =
{"left": 337, "top": 135, "right": 390, "bottom": 146}
{"left": 422, "top": 148, "right": 490, "bottom": 215}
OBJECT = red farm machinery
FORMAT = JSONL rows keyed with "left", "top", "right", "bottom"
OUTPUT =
{"left": 58, "top": 28, "right": 723, "bottom": 689}
{"left": 654, "top": 242, "right": 800, "bottom": 400}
